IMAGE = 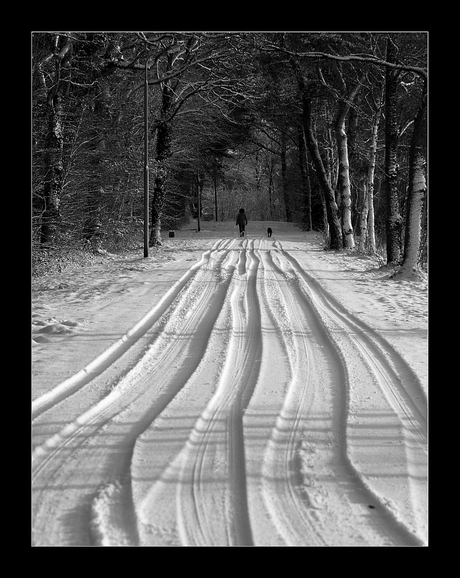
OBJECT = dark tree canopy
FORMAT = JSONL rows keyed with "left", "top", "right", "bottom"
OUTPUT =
{"left": 32, "top": 31, "right": 427, "bottom": 269}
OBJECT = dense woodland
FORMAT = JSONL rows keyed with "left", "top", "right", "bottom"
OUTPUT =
{"left": 32, "top": 32, "right": 427, "bottom": 276}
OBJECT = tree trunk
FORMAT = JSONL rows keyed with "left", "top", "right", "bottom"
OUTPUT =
{"left": 367, "top": 179, "right": 376, "bottom": 254}
{"left": 280, "top": 131, "right": 292, "bottom": 221}
{"left": 196, "top": 170, "right": 203, "bottom": 232}
{"left": 335, "top": 101, "right": 355, "bottom": 249}
{"left": 352, "top": 181, "right": 362, "bottom": 237}
{"left": 359, "top": 104, "right": 381, "bottom": 253}
{"left": 334, "top": 79, "right": 363, "bottom": 249}
{"left": 289, "top": 54, "right": 341, "bottom": 248}
{"left": 419, "top": 188, "right": 427, "bottom": 267}
{"left": 213, "top": 162, "right": 218, "bottom": 222}
{"left": 384, "top": 36, "right": 403, "bottom": 264}
{"left": 83, "top": 85, "right": 111, "bottom": 250}
{"left": 39, "top": 34, "right": 73, "bottom": 245}
{"left": 298, "top": 123, "right": 312, "bottom": 231}
{"left": 41, "top": 94, "right": 64, "bottom": 245}
{"left": 359, "top": 178, "right": 369, "bottom": 251}
{"left": 150, "top": 81, "right": 173, "bottom": 246}
{"left": 151, "top": 157, "right": 167, "bottom": 246}
{"left": 268, "top": 158, "right": 274, "bottom": 220}
{"left": 401, "top": 85, "right": 427, "bottom": 274}
{"left": 303, "top": 96, "right": 342, "bottom": 249}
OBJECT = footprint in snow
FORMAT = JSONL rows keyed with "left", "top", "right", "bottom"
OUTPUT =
{"left": 36, "top": 323, "right": 75, "bottom": 334}
{"left": 32, "top": 318, "right": 81, "bottom": 338}
{"left": 32, "top": 335, "right": 52, "bottom": 344}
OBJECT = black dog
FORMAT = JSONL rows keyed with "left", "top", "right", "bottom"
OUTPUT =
{"left": 267, "top": 227, "right": 273, "bottom": 238}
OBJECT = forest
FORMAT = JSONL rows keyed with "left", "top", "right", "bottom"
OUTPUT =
{"left": 32, "top": 32, "right": 427, "bottom": 276}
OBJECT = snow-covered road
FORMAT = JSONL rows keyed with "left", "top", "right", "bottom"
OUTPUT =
{"left": 32, "top": 228, "right": 427, "bottom": 546}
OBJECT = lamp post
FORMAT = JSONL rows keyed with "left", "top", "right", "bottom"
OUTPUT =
{"left": 144, "top": 54, "right": 149, "bottom": 258}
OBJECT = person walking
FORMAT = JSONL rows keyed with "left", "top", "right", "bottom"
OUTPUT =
{"left": 236, "top": 208, "right": 248, "bottom": 237}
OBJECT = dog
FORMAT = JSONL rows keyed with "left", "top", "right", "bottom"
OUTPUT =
{"left": 267, "top": 227, "right": 273, "bottom": 238}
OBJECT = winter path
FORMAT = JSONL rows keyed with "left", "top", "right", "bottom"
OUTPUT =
{"left": 32, "top": 222, "right": 428, "bottom": 546}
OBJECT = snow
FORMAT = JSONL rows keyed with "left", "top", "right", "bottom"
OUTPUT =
{"left": 32, "top": 220, "right": 428, "bottom": 546}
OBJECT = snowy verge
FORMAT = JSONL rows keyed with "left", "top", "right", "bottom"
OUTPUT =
{"left": 32, "top": 246, "right": 213, "bottom": 419}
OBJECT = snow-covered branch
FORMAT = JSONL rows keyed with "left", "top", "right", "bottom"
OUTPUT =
{"left": 266, "top": 43, "right": 427, "bottom": 78}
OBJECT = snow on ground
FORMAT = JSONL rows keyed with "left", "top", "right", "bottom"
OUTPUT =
{"left": 32, "top": 220, "right": 428, "bottom": 546}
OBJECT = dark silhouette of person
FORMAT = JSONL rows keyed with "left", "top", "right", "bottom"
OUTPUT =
{"left": 236, "top": 208, "right": 248, "bottom": 237}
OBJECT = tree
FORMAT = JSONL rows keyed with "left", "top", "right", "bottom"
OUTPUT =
{"left": 33, "top": 32, "right": 140, "bottom": 248}
{"left": 400, "top": 80, "right": 427, "bottom": 275}
{"left": 262, "top": 32, "right": 427, "bottom": 255}
{"left": 358, "top": 89, "right": 383, "bottom": 254}
{"left": 303, "top": 94, "right": 343, "bottom": 248}
{"left": 139, "top": 33, "right": 237, "bottom": 245}
{"left": 32, "top": 32, "right": 427, "bottom": 266}
{"left": 33, "top": 33, "right": 74, "bottom": 245}
{"left": 297, "top": 121, "right": 312, "bottom": 230}
{"left": 150, "top": 70, "right": 174, "bottom": 245}
{"left": 384, "top": 35, "right": 404, "bottom": 264}
{"left": 287, "top": 49, "right": 343, "bottom": 249}
{"left": 316, "top": 63, "right": 364, "bottom": 249}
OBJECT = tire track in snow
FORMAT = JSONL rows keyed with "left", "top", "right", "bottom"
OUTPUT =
{"left": 32, "top": 236, "right": 427, "bottom": 546}
{"left": 31, "top": 243, "right": 220, "bottom": 421}
{"left": 243, "top": 245, "right": 327, "bottom": 545}
{"left": 31, "top": 239, "right": 238, "bottom": 546}
{"left": 32, "top": 239, "right": 230, "bottom": 467}
{"left": 243, "top": 246, "right": 415, "bottom": 546}
{"left": 176, "top": 240, "right": 260, "bottom": 546}
{"left": 133, "top": 238, "right": 260, "bottom": 546}
{"left": 275, "top": 241, "right": 427, "bottom": 544}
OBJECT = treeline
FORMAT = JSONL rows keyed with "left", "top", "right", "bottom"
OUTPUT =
{"left": 32, "top": 32, "right": 427, "bottom": 274}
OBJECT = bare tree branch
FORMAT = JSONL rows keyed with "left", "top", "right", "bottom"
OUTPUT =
{"left": 266, "top": 43, "right": 427, "bottom": 78}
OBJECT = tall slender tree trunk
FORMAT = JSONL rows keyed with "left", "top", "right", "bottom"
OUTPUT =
{"left": 401, "top": 84, "right": 427, "bottom": 274}
{"left": 367, "top": 110, "right": 380, "bottom": 255}
{"left": 359, "top": 179, "right": 370, "bottom": 251}
{"left": 39, "top": 35, "right": 73, "bottom": 245}
{"left": 280, "top": 130, "right": 292, "bottom": 221}
{"left": 150, "top": 137, "right": 169, "bottom": 245}
{"left": 150, "top": 82, "right": 173, "bottom": 246}
{"left": 213, "top": 161, "right": 218, "bottom": 222}
{"left": 196, "top": 170, "right": 203, "bottom": 232}
{"left": 289, "top": 54, "right": 341, "bottom": 248}
{"left": 385, "top": 36, "right": 403, "bottom": 264}
{"left": 334, "top": 81, "right": 363, "bottom": 249}
{"left": 303, "top": 96, "right": 342, "bottom": 249}
{"left": 359, "top": 103, "right": 381, "bottom": 253}
{"left": 298, "top": 123, "right": 312, "bottom": 231}
{"left": 367, "top": 180, "right": 376, "bottom": 254}
{"left": 335, "top": 102, "right": 355, "bottom": 248}
{"left": 41, "top": 93, "right": 64, "bottom": 245}
{"left": 83, "top": 85, "right": 111, "bottom": 249}
{"left": 268, "top": 158, "right": 274, "bottom": 219}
